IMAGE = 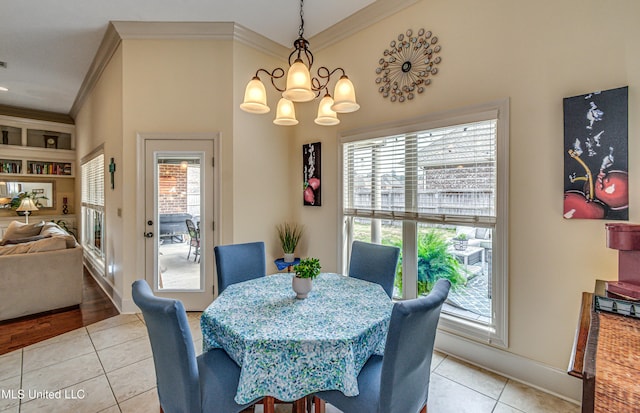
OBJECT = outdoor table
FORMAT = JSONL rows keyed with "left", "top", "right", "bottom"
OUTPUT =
{"left": 200, "top": 272, "right": 393, "bottom": 404}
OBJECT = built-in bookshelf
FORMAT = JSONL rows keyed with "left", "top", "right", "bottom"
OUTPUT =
{"left": 0, "top": 159, "right": 22, "bottom": 174}
{"left": 27, "top": 161, "right": 73, "bottom": 176}
{"left": 0, "top": 114, "right": 75, "bottom": 178}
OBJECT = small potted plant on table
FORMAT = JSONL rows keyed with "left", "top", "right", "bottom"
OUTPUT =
{"left": 293, "top": 257, "right": 320, "bottom": 299}
{"left": 277, "top": 222, "right": 304, "bottom": 263}
{"left": 452, "top": 233, "right": 469, "bottom": 251}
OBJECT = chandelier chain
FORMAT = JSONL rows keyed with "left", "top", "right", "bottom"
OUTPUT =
{"left": 298, "top": 0, "right": 305, "bottom": 38}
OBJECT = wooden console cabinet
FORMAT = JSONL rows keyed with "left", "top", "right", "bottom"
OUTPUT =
{"left": 569, "top": 289, "right": 640, "bottom": 412}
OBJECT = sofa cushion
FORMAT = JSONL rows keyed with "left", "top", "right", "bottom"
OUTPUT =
{"left": 0, "top": 237, "right": 67, "bottom": 256}
{"left": 40, "top": 222, "right": 77, "bottom": 248}
{"left": 2, "top": 220, "right": 45, "bottom": 241}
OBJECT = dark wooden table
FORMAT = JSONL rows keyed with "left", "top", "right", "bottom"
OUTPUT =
{"left": 569, "top": 288, "right": 640, "bottom": 412}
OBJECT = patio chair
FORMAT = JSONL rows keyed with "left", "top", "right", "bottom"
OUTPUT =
{"left": 214, "top": 241, "right": 266, "bottom": 294}
{"left": 348, "top": 240, "right": 400, "bottom": 298}
{"left": 186, "top": 218, "right": 200, "bottom": 262}
{"left": 131, "top": 279, "right": 260, "bottom": 413}
{"left": 314, "top": 279, "right": 451, "bottom": 413}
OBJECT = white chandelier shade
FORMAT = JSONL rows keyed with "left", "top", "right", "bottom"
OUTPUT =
{"left": 331, "top": 76, "right": 360, "bottom": 113}
{"left": 282, "top": 59, "right": 315, "bottom": 102}
{"left": 314, "top": 93, "right": 340, "bottom": 126}
{"left": 273, "top": 98, "right": 299, "bottom": 126}
{"left": 240, "top": 77, "right": 270, "bottom": 114}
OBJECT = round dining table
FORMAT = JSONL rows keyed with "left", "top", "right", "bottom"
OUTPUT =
{"left": 200, "top": 272, "right": 393, "bottom": 404}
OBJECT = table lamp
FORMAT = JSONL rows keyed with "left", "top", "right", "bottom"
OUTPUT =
{"left": 16, "top": 198, "right": 39, "bottom": 224}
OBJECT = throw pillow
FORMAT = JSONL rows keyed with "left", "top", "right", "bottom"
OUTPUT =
{"left": 475, "top": 228, "right": 490, "bottom": 240}
{"left": 0, "top": 235, "right": 46, "bottom": 246}
{"left": 2, "top": 220, "right": 45, "bottom": 241}
{"left": 40, "top": 223, "right": 77, "bottom": 248}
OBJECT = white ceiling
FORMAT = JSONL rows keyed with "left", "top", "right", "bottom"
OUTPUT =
{"left": 0, "top": 0, "right": 377, "bottom": 115}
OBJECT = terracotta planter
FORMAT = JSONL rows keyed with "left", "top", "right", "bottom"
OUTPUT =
{"left": 292, "top": 276, "right": 312, "bottom": 299}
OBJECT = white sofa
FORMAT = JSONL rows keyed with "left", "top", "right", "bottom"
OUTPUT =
{"left": 0, "top": 221, "right": 83, "bottom": 321}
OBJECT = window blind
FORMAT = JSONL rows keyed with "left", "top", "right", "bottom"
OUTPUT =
{"left": 81, "top": 153, "right": 104, "bottom": 209}
{"left": 343, "top": 119, "right": 497, "bottom": 224}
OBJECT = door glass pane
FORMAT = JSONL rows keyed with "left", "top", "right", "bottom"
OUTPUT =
{"left": 156, "top": 156, "right": 202, "bottom": 290}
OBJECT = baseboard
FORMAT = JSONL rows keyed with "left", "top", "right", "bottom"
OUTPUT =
{"left": 435, "top": 330, "right": 582, "bottom": 404}
{"left": 84, "top": 265, "right": 123, "bottom": 313}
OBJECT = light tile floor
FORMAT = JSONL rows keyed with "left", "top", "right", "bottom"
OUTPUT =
{"left": 0, "top": 313, "right": 580, "bottom": 413}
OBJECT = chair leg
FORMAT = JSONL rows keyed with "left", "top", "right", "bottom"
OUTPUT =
{"left": 420, "top": 404, "right": 427, "bottom": 413}
{"left": 263, "top": 396, "right": 275, "bottom": 413}
{"left": 313, "top": 397, "right": 325, "bottom": 413}
{"left": 292, "top": 397, "right": 306, "bottom": 413}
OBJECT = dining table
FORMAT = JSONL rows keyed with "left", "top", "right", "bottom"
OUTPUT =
{"left": 200, "top": 272, "right": 394, "bottom": 406}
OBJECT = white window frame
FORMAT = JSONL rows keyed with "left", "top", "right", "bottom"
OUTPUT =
{"left": 338, "top": 98, "right": 509, "bottom": 347}
{"left": 81, "top": 147, "right": 106, "bottom": 276}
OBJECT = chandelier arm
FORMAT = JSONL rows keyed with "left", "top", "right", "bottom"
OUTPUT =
{"left": 255, "top": 68, "right": 286, "bottom": 92}
{"left": 313, "top": 66, "right": 347, "bottom": 93}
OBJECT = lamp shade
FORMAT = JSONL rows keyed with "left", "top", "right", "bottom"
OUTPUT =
{"left": 273, "top": 98, "right": 298, "bottom": 126}
{"left": 331, "top": 75, "right": 360, "bottom": 113}
{"left": 283, "top": 59, "right": 315, "bottom": 102}
{"left": 314, "top": 93, "right": 340, "bottom": 126}
{"left": 16, "top": 197, "right": 39, "bottom": 212}
{"left": 240, "top": 77, "right": 270, "bottom": 114}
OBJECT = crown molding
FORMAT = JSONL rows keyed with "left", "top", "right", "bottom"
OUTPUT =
{"left": 70, "top": 22, "right": 121, "bottom": 119}
{"left": 70, "top": 21, "right": 287, "bottom": 119}
{"left": 0, "top": 104, "right": 74, "bottom": 124}
{"left": 310, "top": 0, "right": 419, "bottom": 51}
{"left": 70, "top": 0, "right": 417, "bottom": 119}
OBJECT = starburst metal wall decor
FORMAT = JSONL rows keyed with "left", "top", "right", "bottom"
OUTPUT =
{"left": 375, "top": 28, "right": 442, "bottom": 103}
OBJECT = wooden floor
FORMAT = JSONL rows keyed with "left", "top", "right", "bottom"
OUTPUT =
{"left": 0, "top": 268, "right": 119, "bottom": 355}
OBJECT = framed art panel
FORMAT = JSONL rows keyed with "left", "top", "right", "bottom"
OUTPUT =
{"left": 303, "top": 142, "right": 321, "bottom": 206}
{"left": 563, "top": 86, "right": 628, "bottom": 220}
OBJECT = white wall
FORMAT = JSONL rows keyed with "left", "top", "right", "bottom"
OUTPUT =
{"left": 293, "top": 0, "right": 639, "bottom": 395}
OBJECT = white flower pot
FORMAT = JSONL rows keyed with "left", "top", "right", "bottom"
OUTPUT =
{"left": 292, "top": 276, "right": 312, "bottom": 299}
{"left": 284, "top": 253, "right": 295, "bottom": 263}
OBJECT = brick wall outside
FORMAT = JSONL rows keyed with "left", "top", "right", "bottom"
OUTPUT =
{"left": 159, "top": 164, "right": 187, "bottom": 214}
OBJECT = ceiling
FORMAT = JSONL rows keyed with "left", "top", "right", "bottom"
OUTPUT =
{"left": 0, "top": 0, "right": 379, "bottom": 116}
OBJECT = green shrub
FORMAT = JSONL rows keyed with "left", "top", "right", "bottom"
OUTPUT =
{"left": 392, "top": 229, "right": 467, "bottom": 296}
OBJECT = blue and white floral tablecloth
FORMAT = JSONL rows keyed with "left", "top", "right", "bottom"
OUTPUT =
{"left": 201, "top": 272, "right": 393, "bottom": 404}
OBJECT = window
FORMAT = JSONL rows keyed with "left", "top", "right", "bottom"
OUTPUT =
{"left": 81, "top": 151, "right": 105, "bottom": 275}
{"left": 341, "top": 99, "right": 509, "bottom": 346}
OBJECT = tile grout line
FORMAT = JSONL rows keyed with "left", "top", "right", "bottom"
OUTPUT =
{"left": 87, "top": 326, "right": 121, "bottom": 413}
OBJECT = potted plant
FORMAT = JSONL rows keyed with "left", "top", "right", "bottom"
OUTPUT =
{"left": 292, "top": 257, "right": 321, "bottom": 299}
{"left": 452, "top": 232, "right": 469, "bottom": 251}
{"left": 277, "top": 222, "right": 304, "bottom": 263}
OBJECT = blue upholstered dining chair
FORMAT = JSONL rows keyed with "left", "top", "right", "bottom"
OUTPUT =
{"left": 314, "top": 279, "right": 451, "bottom": 413}
{"left": 214, "top": 241, "right": 266, "bottom": 294}
{"left": 348, "top": 240, "right": 400, "bottom": 298}
{"left": 132, "top": 280, "right": 259, "bottom": 413}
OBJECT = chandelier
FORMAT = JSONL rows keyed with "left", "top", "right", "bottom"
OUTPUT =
{"left": 240, "top": 0, "right": 359, "bottom": 126}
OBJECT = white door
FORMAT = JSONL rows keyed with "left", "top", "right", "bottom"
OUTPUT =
{"left": 144, "top": 137, "right": 215, "bottom": 310}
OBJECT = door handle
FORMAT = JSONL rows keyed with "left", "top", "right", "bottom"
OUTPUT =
{"left": 144, "top": 232, "right": 154, "bottom": 238}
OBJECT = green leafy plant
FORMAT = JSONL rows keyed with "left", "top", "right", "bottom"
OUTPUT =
{"left": 10, "top": 191, "right": 48, "bottom": 210}
{"left": 295, "top": 257, "right": 321, "bottom": 279}
{"left": 417, "top": 230, "right": 467, "bottom": 293}
{"left": 276, "top": 222, "right": 304, "bottom": 254}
